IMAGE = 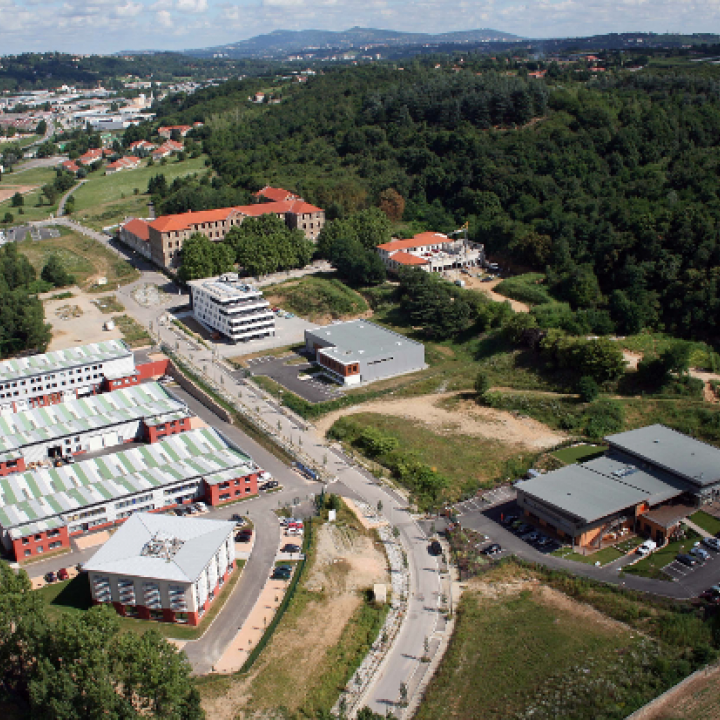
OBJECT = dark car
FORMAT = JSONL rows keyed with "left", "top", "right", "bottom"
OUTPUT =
{"left": 676, "top": 554, "right": 697, "bottom": 567}
{"left": 282, "top": 543, "right": 301, "bottom": 554}
{"left": 701, "top": 585, "right": 720, "bottom": 602}
{"left": 44, "top": 572, "right": 57, "bottom": 583}
{"left": 501, "top": 515, "right": 519, "bottom": 526}
{"left": 535, "top": 536, "right": 553, "bottom": 548}
{"left": 272, "top": 565, "right": 292, "bottom": 580}
{"left": 515, "top": 523, "right": 532, "bottom": 534}
{"left": 236, "top": 530, "right": 253, "bottom": 542}
{"left": 428, "top": 540, "right": 443, "bottom": 556}
{"left": 57, "top": 568, "right": 69, "bottom": 581}
{"left": 482, "top": 543, "right": 502, "bottom": 556}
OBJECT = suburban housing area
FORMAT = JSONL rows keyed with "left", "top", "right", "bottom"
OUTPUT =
{"left": 516, "top": 424, "right": 720, "bottom": 548}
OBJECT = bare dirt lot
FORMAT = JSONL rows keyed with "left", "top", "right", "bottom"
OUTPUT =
{"left": 42, "top": 288, "right": 125, "bottom": 350}
{"left": 0, "top": 184, "right": 36, "bottom": 204}
{"left": 314, "top": 390, "right": 566, "bottom": 450}
{"left": 461, "top": 274, "right": 531, "bottom": 313}
{"left": 200, "top": 518, "right": 388, "bottom": 720}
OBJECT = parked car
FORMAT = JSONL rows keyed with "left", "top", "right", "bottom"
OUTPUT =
{"left": 691, "top": 546, "right": 710, "bottom": 562}
{"left": 231, "top": 513, "right": 245, "bottom": 522}
{"left": 428, "top": 540, "right": 443, "bottom": 556}
{"left": 536, "top": 536, "right": 553, "bottom": 548}
{"left": 636, "top": 540, "right": 657, "bottom": 556}
{"left": 676, "top": 554, "right": 698, "bottom": 567}
{"left": 501, "top": 515, "right": 519, "bottom": 526}
{"left": 236, "top": 530, "right": 253, "bottom": 542}
{"left": 44, "top": 572, "right": 57, "bottom": 583}
{"left": 57, "top": 568, "right": 69, "bottom": 581}
{"left": 481, "top": 544, "right": 502, "bottom": 556}
{"left": 258, "top": 471, "right": 273, "bottom": 483}
{"left": 701, "top": 585, "right": 720, "bottom": 602}
{"left": 703, "top": 537, "right": 720, "bottom": 552}
{"left": 193, "top": 502, "right": 207, "bottom": 512}
{"left": 282, "top": 543, "right": 301, "bottom": 554}
{"left": 272, "top": 565, "right": 292, "bottom": 580}
{"left": 515, "top": 523, "right": 532, "bottom": 534}
{"left": 522, "top": 532, "right": 539, "bottom": 543}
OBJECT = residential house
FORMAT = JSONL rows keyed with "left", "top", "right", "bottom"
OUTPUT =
{"left": 59, "top": 159, "right": 80, "bottom": 175}
{"left": 377, "top": 232, "right": 484, "bottom": 274}
{"left": 77, "top": 148, "right": 104, "bottom": 165}
{"left": 158, "top": 125, "right": 192, "bottom": 138}
{"left": 105, "top": 156, "right": 141, "bottom": 175}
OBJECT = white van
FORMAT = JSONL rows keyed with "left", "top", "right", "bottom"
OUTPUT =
{"left": 636, "top": 539, "right": 657, "bottom": 556}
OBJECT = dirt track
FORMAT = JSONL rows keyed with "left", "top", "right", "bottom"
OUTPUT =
{"left": 314, "top": 391, "right": 566, "bottom": 449}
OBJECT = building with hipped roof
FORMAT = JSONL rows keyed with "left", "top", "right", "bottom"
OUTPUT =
{"left": 377, "top": 232, "right": 484, "bottom": 274}
{"left": 119, "top": 218, "right": 151, "bottom": 258}
{"left": 84, "top": 512, "right": 236, "bottom": 625}
{"left": 304, "top": 320, "right": 425, "bottom": 386}
{"left": 147, "top": 192, "right": 325, "bottom": 269}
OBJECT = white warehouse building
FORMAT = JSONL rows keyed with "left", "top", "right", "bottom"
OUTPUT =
{"left": 188, "top": 274, "right": 276, "bottom": 343}
{"left": 84, "top": 512, "right": 236, "bottom": 626}
{"left": 0, "top": 340, "right": 137, "bottom": 416}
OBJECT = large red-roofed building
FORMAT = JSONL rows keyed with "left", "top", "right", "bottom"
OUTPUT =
{"left": 377, "top": 232, "right": 485, "bottom": 274}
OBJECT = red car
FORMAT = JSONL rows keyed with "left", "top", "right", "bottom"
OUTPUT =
{"left": 57, "top": 568, "right": 69, "bottom": 581}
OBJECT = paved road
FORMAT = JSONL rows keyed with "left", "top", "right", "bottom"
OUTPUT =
{"left": 457, "top": 502, "right": 718, "bottom": 600}
{"left": 57, "top": 179, "right": 86, "bottom": 216}
{"left": 149, "top": 324, "right": 443, "bottom": 712}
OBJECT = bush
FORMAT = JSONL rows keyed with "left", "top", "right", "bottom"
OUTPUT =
{"left": 495, "top": 273, "right": 554, "bottom": 306}
{"left": 582, "top": 399, "right": 624, "bottom": 438}
{"left": 577, "top": 376, "right": 599, "bottom": 402}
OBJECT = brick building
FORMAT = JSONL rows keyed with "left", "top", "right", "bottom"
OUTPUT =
{"left": 84, "top": 512, "right": 236, "bottom": 626}
{"left": 0, "top": 427, "right": 261, "bottom": 561}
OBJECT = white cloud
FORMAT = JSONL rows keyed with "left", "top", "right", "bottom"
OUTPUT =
{"left": 177, "top": 0, "right": 207, "bottom": 12}
{"left": 115, "top": 1, "right": 143, "bottom": 16}
{"left": 156, "top": 8, "right": 174, "bottom": 26}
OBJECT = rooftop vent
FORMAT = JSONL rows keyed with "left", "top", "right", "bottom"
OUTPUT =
{"left": 141, "top": 532, "right": 184, "bottom": 562}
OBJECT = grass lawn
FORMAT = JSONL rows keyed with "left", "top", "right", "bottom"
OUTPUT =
{"left": 689, "top": 510, "right": 720, "bottom": 536}
{"left": 554, "top": 546, "right": 625, "bottom": 566}
{"left": 416, "top": 569, "right": 644, "bottom": 720}
{"left": 37, "top": 561, "right": 245, "bottom": 641}
{"left": 262, "top": 274, "right": 369, "bottom": 322}
{"left": 114, "top": 314, "right": 151, "bottom": 347}
{"left": 72, "top": 155, "right": 210, "bottom": 229}
{"left": 624, "top": 529, "right": 702, "bottom": 580}
{"left": 494, "top": 272, "right": 554, "bottom": 306}
{"left": 552, "top": 444, "right": 606, "bottom": 464}
{"left": 17, "top": 228, "right": 140, "bottom": 289}
{"left": 0, "top": 166, "right": 61, "bottom": 223}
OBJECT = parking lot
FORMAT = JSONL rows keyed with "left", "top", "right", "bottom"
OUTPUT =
{"left": 662, "top": 543, "right": 720, "bottom": 582}
{"left": 246, "top": 355, "right": 345, "bottom": 403}
{"left": 452, "top": 485, "right": 517, "bottom": 516}
{"left": 3, "top": 225, "right": 60, "bottom": 242}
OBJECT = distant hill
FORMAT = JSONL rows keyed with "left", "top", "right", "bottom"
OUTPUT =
{"left": 184, "top": 26, "right": 523, "bottom": 59}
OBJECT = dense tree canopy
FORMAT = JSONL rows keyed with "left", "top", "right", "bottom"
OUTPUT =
{"left": 152, "top": 59, "right": 720, "bottom": 341}
{"left": 178, "top": 233, "right": 235, "bottom": 282}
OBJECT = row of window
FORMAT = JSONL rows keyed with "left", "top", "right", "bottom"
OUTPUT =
{"left": 116, "top": 503, "right": 155, "bottom": 519}
{"left": 22, "top": 540, "right": 63, "bottom": 556}
{"left": 116, "top": 493, "right": 153, "bottom": 510}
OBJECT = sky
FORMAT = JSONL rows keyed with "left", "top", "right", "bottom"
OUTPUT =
{"left": 0, "top": 0, "right": 718, "bottom": 55}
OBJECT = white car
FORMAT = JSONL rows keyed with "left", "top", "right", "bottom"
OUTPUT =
{"left": 258, "top": 471, "right": 273, "bottom": 483}
{"left": 636, "top": 539, "right": 657, "bottom": 556}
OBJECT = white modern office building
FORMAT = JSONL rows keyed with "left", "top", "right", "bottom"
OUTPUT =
{"left": 84, "top": 512, "right": 236, "bottom": 625}
{"left": 0, "top": 340, "right": 137, "bottom": 416}
{"left": 188, "top": 274, "right": 275, "bottom": 343}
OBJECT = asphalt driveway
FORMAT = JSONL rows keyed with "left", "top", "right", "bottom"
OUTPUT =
{"left": 247, "top": 355, "right": 344, "bottom": 403}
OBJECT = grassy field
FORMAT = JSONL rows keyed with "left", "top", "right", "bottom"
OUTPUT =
{"left": 494, "top": 272, "right": 555, "bottom": 306}
{"left": 689, "top": 511, "right": 720, "bottom": 536}
{"left": 553, "top": 546, "right": 624, "bottom": 565}
{"left": 416, "top": 565, "right": 653, "bottom": 720}
{"left": 0, "top": 165, "right": 61, "bottom": 223}
{"left": 17, "top": 228, "right": 140, "bottom": 289}
{"left": 262, "top": 275, "right": 369, "bottom": 322}
{"left": 36, "top": 562, "right": 245, "bottom": 641}
{"left": 114, "top": 315, "right": 151, "bottom": 347}
{"left": 328, "top": 412, "right": 539, "bottom": 501}
{"left": 552, "top": 444, "right": 606, "bottom": 464}
{"left": 624, "top": 528, "right": 702, "bottom": 580}
{"left": 72, "top": 155, "right": 210, "bottom": 229}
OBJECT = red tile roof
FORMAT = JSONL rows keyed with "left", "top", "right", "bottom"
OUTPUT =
{"left": 390, "top": 251, "right": 429, "bottom": 266}
{"left": 61, "top": 160, "right": 79, "bottom": 173}
{"left": 377, "top": 232, "right": 451, "bottom": 252}
{"left": 122, "top": 218, "right": 150, "bottom": 241}
{"left": 254, "top": 185, "right": 300, "bottom": 203}
{"left": 149, "top": 208, "right": 239, "bottom": 233}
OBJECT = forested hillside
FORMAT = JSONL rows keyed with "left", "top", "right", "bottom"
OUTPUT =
{"left": 157, "top": 60, "right": 720, "bottom": 340}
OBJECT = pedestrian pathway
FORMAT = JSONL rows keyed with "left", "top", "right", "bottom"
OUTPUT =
{"left": 682, "top": 517, "right": 712, "bottom": 538}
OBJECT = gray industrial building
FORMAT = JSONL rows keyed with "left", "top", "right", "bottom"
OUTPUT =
{"left": 304, "top": 320, "right": 426, "bottom": 386}
{"left": 515, "top": 424, "right": 720, "bottom": 549}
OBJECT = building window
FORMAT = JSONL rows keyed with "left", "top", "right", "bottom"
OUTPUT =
{"left": 24, "top": 549, "right": 31, "bottom": 557}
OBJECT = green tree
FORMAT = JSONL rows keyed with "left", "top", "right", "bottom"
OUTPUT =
{"left": 178, "top": 233, "right": 234, "bottom": 282}
{"left": 577, "top": 375, "right": 600, "bottom": 402}
{"left": 474, "top": 371, "right": 491, "bottom": 398}
{"left": 2, "top": 212, "right": 14, "bottom": 224}
{"left": 35, "top": 119, "right": 47, "bottom": 136}
{"left": 573, "top": 338, "right": 626, "bottom": 385}
{"left": 11, "top": 192, "right": 23, "bottom": 207}
{"left": 41, "top": 255, "right": 75, "bottom": 288}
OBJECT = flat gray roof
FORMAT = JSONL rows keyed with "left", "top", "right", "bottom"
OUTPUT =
{"left": 0, "top": 340, "right": 131, "bottom": 384}
{"left": 307, "top": 320, "right": 423, "bottom": 364}
{"left": 83, "top": 512, "right": 234, "bottom": 583}
{"left": 606, "top": 424, "right": 720, "bottom": 487}
{"left": 188, "top": 275, "right": 263, "bottom": 302}
{"left": 516, "top": 465, "right": 649, "bottom": 524}
{"left": 583, "top": 456, "right": 685, "bottom": 506}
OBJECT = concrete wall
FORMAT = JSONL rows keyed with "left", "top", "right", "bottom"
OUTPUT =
{"left": 166, "top": 359, "right": 234, "bottom": 424}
